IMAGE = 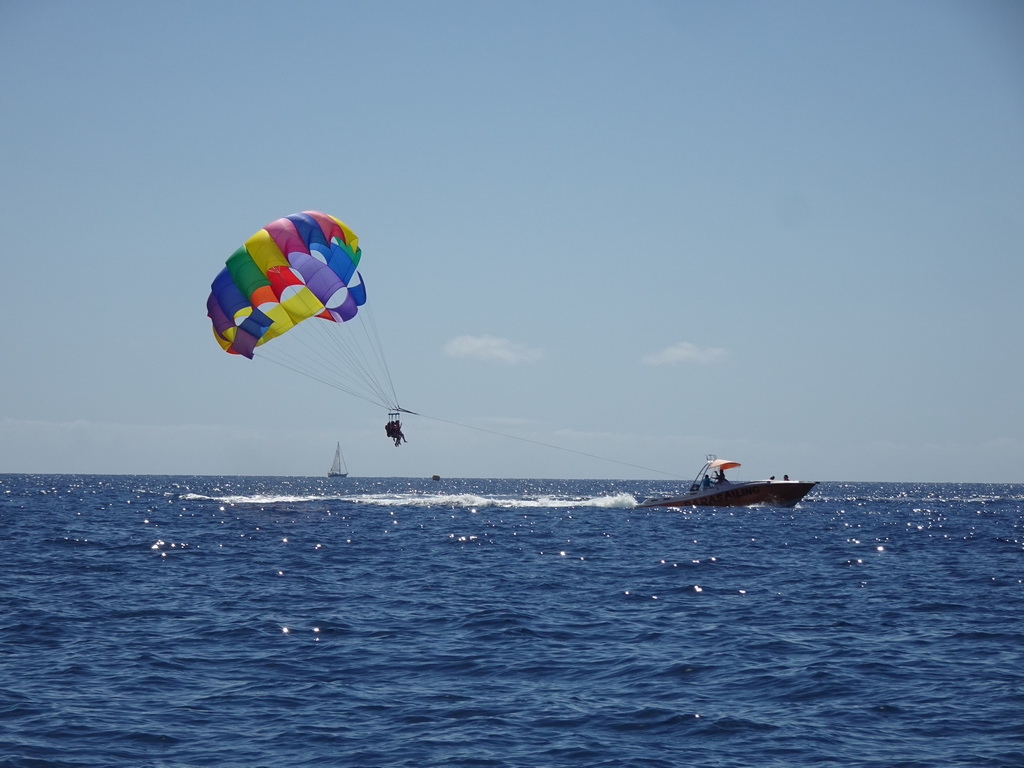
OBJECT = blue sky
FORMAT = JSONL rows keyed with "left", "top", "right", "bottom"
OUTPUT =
{"left": 2, "top": 0, "right": 1022, "bottom": 481}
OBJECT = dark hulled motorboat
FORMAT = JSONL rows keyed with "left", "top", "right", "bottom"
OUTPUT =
{"left": 637, "top": 455, "right": 816, "bottom": 508}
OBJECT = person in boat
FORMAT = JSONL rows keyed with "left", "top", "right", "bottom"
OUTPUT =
{"left": 715, "top": 469, "right": 727, "bottom": 484}
{"left": 783, "top": 474, "right": 790, "bottom": 481}
{"left": 701, "top": 473, "right": 712, "bottom": 489}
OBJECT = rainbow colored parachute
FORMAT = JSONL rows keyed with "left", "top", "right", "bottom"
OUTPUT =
{"left": 207, "top": 211, "right": 365, "bottom": 359}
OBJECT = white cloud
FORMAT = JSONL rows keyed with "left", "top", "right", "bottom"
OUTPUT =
{"left": 642, "top": 341, "right": 728, "bottom": 366}
{"left": 443, "top": 335, "right": 543, "bottom": 364}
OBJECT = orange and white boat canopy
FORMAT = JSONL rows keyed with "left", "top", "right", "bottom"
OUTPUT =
{"left": 708, "top": 459, "right": 741, "bottom": 471}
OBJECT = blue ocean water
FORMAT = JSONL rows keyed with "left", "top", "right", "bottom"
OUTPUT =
{"left": 2, "top": 475, "right": 1023, "bottom": 768}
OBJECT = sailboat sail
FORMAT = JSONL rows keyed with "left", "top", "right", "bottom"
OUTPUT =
{"left": 327, "top": 443, "right": 348, "bottom": 477}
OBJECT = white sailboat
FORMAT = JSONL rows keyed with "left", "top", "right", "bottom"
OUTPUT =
{"left": 327, "top": 443, "right": 348, "bottom": 478}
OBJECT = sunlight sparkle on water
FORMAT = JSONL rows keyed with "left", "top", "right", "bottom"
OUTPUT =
{"left": 6, "top": 475, "right": 1021, "bottom": 767}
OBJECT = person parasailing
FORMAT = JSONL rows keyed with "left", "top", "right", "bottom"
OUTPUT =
{"left": 385, "top": 411, "right": 407, "bottom": 446}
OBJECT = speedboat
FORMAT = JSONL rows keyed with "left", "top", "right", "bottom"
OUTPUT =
{"left": 637, "top": 455, "right": 816, "bottom": 508}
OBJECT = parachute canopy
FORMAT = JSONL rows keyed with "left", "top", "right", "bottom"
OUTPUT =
{"left": 207, "top": 212, "right": 401, "bottom": 411}
{"left": 207, "top": 211, "right": 365, "bottom": 359}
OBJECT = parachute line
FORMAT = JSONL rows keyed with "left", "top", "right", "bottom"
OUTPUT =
{"left": 254, "top": 312, "right": 402, "bottom": 411}
{"left": 257, "top": 348, "right": 389, "bottom": 408}
{"left": 413, "top": 411, "right": 683, "bottom": 479}
{"left": 358, "top": 304, "right": 400, "bottom": 409}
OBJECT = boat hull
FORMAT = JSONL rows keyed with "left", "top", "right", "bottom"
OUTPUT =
{"left": 638, "top": 480, "right": 816, "bottom": 509}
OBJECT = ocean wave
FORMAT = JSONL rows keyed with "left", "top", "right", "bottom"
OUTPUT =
{"left": 349, "top": 491, "right": 638, "bottom": 509}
